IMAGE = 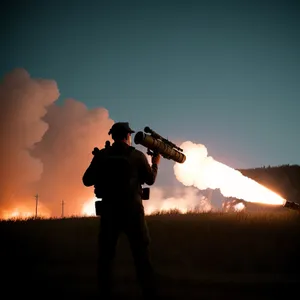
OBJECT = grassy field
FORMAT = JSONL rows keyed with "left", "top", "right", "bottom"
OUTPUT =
{"left": 1, "top": 210, "right": 300, "bottom": 299}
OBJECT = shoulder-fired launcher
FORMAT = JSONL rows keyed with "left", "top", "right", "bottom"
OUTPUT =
{"left": 134, "top": 126, "right": 186, "bottom": 164}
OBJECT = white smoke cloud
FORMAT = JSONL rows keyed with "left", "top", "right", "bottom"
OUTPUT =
{"left": 174, "top": 141, "right": 285, "bottom": 206}
{"left": 143, "top": 186, "right": 212, "bottom": 215}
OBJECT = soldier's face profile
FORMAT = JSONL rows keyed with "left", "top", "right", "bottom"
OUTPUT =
{"left": 127, "top": 133, "right": 132, "bottom": 146}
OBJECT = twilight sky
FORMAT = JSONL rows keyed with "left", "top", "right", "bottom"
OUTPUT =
{"left": 1, "top": 0, "right": 300, "bottom": 170}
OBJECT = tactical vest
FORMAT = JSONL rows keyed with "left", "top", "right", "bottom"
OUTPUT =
{"left": 94, "top": 145, "right": 136, "bottom": 201}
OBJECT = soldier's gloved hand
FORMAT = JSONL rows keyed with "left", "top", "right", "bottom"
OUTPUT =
{"left": 152, "top": 153, "right": 161, "bottom": 165}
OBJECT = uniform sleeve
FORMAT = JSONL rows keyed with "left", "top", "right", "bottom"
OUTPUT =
{"left": 82, "top": 149, "right": 104, "bottom": 186}
{"left": 138, "top": 152, "right": 158, "bottom": 186}
{"left": 82, "top": 156, "right": 99, "bottom": 187}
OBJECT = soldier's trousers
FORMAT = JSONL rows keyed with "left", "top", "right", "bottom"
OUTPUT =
{"left": 97, "top": 210, "right": 158, "bottom": 299}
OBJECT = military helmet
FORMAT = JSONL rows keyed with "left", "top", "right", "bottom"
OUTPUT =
{"left": 108, "top": 122, "right": 135, "bottom": 135}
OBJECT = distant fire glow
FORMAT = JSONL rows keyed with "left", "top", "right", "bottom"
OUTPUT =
{"left": 174, "top": 141, "right": 286, "bottom": 206}
{"left": 2, "top": 206, "right": 51, "bottom": 220}
{"left": 82, "top": 198, "right": 97, "bottom": 216}
{"left": 233, "top": 202, "right": 245, "bottom": 211}
{"left": 3, "top": 210, "right": 34, "bottom": 220}
{"left": 234, "top": 202, "right": 245, "bottom": 212}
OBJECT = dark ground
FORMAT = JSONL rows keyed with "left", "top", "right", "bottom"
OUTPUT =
{"left": 1, "top": 211, "right": 300, "bottom": 299}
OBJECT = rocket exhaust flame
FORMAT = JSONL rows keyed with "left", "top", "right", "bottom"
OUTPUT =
{"left": 174, "top": 141, "right": 286, "bottom": 206}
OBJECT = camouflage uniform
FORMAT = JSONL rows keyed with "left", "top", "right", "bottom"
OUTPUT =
{"left": 82, "top": 140, "right": 158, "bottom": 299}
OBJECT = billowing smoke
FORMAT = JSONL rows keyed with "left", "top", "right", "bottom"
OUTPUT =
{"left": 174, "top": 141, "right": 286, "bottom": 206}
{"left": 0, "top": 69, "right": 114, "bottom": 218}
{"left": 143, "top": 186, "right": 212, "bottom": 215}
{"left": 31, "top": 99, "right": 114, "bottom": 216}
{"left": 0, "top": 69, "right": 59, "bottom": 216}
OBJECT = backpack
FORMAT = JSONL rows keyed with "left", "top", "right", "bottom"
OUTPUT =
{"left": 94, "top": 146, "right": 135, "bottom": 201}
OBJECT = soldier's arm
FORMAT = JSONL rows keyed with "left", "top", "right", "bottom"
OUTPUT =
{"left": 138, "top": 152, "right": 158, "bottom": 186}
{"left": 82, "top": 148, "right": 104, "bottom": 187}
{"left": 82, "top": 156, "right": 98, "bottom": 187}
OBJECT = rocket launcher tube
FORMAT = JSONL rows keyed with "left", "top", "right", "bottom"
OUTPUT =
{"left": 144, "top": 126, "right": 183, "bottom": 152}
{"left": 134, "top": 131, "right": 186, "bottom": 164}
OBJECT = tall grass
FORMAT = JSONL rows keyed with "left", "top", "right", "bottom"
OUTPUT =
{"left": 1, "top": 210, "right": 299, "bottom": 274}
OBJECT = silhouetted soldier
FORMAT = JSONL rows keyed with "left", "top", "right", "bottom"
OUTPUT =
{"left": 82, "top": 122, "right": 161, "bottom": 299}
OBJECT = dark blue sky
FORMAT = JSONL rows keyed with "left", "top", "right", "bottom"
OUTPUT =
{"left": 1, "top": 0, "right": 300, "bottom": 169}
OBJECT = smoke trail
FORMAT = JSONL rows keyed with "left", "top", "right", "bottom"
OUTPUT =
{"left": 174, "top": 141, "right": 285, "bottom": 206}
{"left": 0, "top": 68, "right": 59, "bottom": 213}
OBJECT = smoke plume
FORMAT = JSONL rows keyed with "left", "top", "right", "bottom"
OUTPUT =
{"left": 32, "top": 99, "right": 114, "bottom": 215}
{"left": 143, "top": 186, "right": 212, "bottom": 215}
{"left": 174, "top": 141, "right": 285, "bottom": 206}
{"left": 0, "top": 69, "right": 114, "bottom": 218}
{"left": 0, "top": 69, "right": 59, "bottom": 215}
